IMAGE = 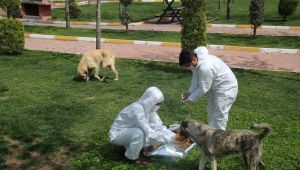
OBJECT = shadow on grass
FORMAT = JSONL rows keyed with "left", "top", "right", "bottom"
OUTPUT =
{"left": 234, "top": 68, "right": 300, "bottom": 82}
{"left": 1, "top": 102, "right": 89, "bottom": 169}
{"left": 140, "top": 62, "right": 187, "bottom": 75}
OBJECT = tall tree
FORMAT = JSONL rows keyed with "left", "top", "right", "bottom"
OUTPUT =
{"left": 250, "top": 0, "right": 265, "bottom": 37}
{"left": 96, "top": 0, "right": 101, "bottom": 49}
{"left": 226, "top": 0, "right": 231, "bottom": 19}
{"left": 181, "top": 0, "right": 207, "bottom": 51}
{"left": 65, "top": 0, "right": 71, "bottom": 29}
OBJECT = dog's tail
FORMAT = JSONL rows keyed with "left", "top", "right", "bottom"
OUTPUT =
{"left": 251, "top": 123, "right": 271, "bottom": 141}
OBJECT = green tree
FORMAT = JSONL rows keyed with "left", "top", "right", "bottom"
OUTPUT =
{"left": 181, "top": 0, "right": 207, "bottom": 51}
{"left": 249, "top": 0, "right": 265, "bottom": 37}
{"left": 278, "top": 0, "right": 299, "bottom": 22}
{"left": 0, "top": 0, "right": 20, "bottom": 18}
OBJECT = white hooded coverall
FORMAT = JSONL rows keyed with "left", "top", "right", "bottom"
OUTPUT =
{"left": 109, "top": 87, "right": 175, "bottom": 160}
{"left": 186, "top": 47, "right": 238, "bottom": 130}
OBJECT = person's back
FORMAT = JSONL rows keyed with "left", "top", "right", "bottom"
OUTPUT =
{"left": 197, "top": 54, "right": 238, "bottom": 93}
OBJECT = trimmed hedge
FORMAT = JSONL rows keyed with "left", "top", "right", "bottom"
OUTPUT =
{"left": 181, "top": 0, "right": 207, "bottom": 51}
{"left": 278, "top": 0, "right": 299, "bottom": 21}
{"left": 0, "top": 18, "right": 24, "bottom": 53}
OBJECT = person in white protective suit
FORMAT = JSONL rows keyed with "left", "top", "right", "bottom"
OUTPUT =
{"left": 179, "top": 46, "right": 238, "bottom": 130}
{"left": 109, "top": 87, "right": 175, "bottom": 164}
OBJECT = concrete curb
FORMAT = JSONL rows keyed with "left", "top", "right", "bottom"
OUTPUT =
{"left": 37, "top": 20, "right": 300, "bottom": 30}
{"left": 24, "top": 33, "right": 300, "bottom": 55}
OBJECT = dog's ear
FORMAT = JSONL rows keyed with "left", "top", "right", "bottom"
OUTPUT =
{"left": 181, "top": 120, "right": 189, "bottom": 128}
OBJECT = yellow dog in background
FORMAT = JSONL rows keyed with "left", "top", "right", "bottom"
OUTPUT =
{"left": 77, "top": 49, "right": 119, "bottom": 81}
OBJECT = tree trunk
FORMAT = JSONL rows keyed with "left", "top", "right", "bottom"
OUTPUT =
{"left": 96, "top": 0, "right": 101, "bottom": 49}
{"left": 65, "top": 0, "right": 70, "bottom": 29}
{"left": 283, "top": 15, "right": 287, "bottom": 22}
{"left": 6, "top": 7, "right": 10, "bottom": 18}
{"left": 218, "top": 0, "right": 221, "bottom": 10}
{"left": 253, "top": 26, "right": 257, "bottom": 37}
{"left": 88, "top": 0, "right": 91, "bottom": 5}
{"left": 226, "top": 0, "right": 231, "bottom": 20}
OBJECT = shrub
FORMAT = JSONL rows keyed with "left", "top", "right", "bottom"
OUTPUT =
{"left": 69, "top": 0, "right": 81, "bottom": 19}
{"left": 181, "top": 0, "right": 207, "bottom": 51}
{"left": 278, "top": 0, "right": 299, "bottom": 21}
{"left": 249, "top": 0, "right": 265, "bottom": 37}
{"left": 0, "top": 0, "right": 21, "bottom": 18}
{"left": 0, "top": 18, "right": 24, "bottom": 53}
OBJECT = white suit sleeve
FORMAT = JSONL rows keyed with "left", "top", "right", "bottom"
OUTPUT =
{"left": 129, "top": 109, "right": 154, "bottom": 136}
{"left": 188, "top": 70, "right": 198, "bottom": 93}
{"left": 148, "top": 112, "right": 175, "bottom": 143}
{"left": 187, "top": 68, "right": 213, "bottom": 102}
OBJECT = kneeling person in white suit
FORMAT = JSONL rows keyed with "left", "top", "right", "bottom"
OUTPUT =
{"left": 109, "top": 87, "right": 175, "bottom": 164}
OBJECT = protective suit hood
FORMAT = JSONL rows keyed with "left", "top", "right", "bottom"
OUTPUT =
{"left": 138, "top": 87, "right": 164, "bottom": 114}
{"left": 194, "top": 46, "right": 209, "bottom": 66}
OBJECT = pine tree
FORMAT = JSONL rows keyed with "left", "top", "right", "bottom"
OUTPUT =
{"left": 278, "top": 0, "right": 299, "bottom": 22}
{"left": 249, "top": 0, "right": 265, "bottom": 37}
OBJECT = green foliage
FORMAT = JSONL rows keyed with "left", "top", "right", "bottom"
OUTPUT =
{"left": 278, "top": 0, "right": 299, "bottom": 21}
{"left": 120, "top": 0, "right": 133, "bottom": 7}
{"left": 69, "top": 1, "right": 81, "bottom": 19}
{"left": 0, "top": 18, "right": 24, "bottom": 53}
{"left": 0, "top": 0, "right": 21, "bottom": 18}
{"left": 249, "top": 0, "right": 265, "bottom": 37}
{"left": 181, "top": 0, "right": 207, "bottom": 51}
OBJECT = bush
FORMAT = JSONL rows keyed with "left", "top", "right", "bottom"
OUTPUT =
{"left": 0, "top": 0, "right": 21, "bottom": 18}
{"left": 0, "top": 18, "right": 24, "bottom": 53}
{"left": 6, "top": 3, "right": 21, "bottom": 18}
{"left": 69, "top": 1, "right": 81, "bottom": 19}
{"left": 181, "top": 0, "right": 207, "bottom": 51}
{"left": 249, "top": 0, "right": 265, "bottom": 37}
{"left": 278, "top": 0, "right": 299, "bottom": 21}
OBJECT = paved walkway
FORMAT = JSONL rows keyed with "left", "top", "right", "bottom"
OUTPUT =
{"left": 23, "top": 21, "right": 300, "bottom": 37}
{"left": 25, "top": 38, "right": 300, "bottom": 72}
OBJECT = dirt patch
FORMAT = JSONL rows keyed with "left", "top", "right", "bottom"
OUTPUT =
{"left": 3, "top": 137, "right": 72, "bottom": 169}
{"left": 85, "top": 96, "right": 96, "bottom": 100}
{"left": 4, "top": 137, "right": 25, "bottom": 169}
{"left": 0, "top": 96, "right": 9, "bottom": 101}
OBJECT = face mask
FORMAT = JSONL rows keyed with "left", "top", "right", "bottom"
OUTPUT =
{"left": 150, "top": 105, "right": 160, "bottom": 113}
{"left": 187, "top": 66, "right": 196, "bottom": 71}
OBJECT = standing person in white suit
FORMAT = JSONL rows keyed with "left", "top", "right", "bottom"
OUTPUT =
{"left": 109, "top": 87, "right": 175, "bottom": 164}
{"left": 179, "top": 46, "right": 238, "bottom": 130}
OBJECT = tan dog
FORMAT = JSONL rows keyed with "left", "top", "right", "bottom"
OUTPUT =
{"left": 179, "top": 119, "right": 271, "bottom": 170}
{"left": 77, "top": 49, "right": 119, "bottom": 81}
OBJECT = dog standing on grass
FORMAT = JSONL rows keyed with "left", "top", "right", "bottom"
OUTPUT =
{"left": 77, "top": 49, "right": 119, "bottom": 81}
{"left": 180, "top": 119, "right": 271, "bottom": 170}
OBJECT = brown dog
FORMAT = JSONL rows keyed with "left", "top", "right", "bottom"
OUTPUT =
{"left": 180, "top": 119, "right": 271, "bottom": 170}
{"left": 77, "top": 49, "right": 118, "bottom": 81}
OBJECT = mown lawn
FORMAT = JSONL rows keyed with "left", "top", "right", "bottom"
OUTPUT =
{"left": 24, "top": 25, "right": 300, "bottom": 49}
{"left": 51, "top": 0, "right": 300, "bottom": 25}
{"left": 0, "top": 50, "right": 299, "bottom": 169}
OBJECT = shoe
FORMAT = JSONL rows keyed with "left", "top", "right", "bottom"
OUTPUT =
{"left": 133, "top": 157, "right": 148, "bottom": 165}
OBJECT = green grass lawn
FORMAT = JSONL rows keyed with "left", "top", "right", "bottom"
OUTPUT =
{"left": 0, "top": 50, "right": 299, "bottom": 169}
{"left": 25, "top": 25, "right": 300, "bottom": 49}
{"left": 51, "top": 0, "right": 300, "bottom": 25}
{"left": 52, "top": 3, "right": 165, "bottom": 22}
